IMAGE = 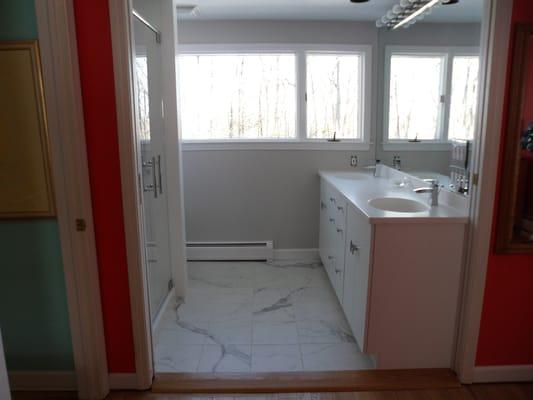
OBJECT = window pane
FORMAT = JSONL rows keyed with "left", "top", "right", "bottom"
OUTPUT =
{"left": 388, "top": 54, "right": 445, "bottom": 140}
{"left": 449, "top": 56, "right": 479, "bottom": 141}
{"left": 307, "top": 54, "right": 361, "bottom": 140}
{"left": 179, "top": 54, "right": 296, "bottom": 140}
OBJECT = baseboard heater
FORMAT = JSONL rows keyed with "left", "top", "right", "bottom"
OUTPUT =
{"left": 186, "top": 241, "right": 274, "bottom": 261}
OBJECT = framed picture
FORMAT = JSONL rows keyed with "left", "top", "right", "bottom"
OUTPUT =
{"left": 0, "top": 41, "right": 55, "bottom": 218}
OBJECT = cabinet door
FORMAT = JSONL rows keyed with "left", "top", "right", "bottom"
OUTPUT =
{"left": 343, "top": 206, "right": 372, "bottom": 351}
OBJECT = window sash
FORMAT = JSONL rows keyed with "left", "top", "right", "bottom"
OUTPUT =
{"left": 383, "top": 46, "right": 480, "bottom": 147}
{"left": 177, "top": 44, "right": 371, "bottom": 146}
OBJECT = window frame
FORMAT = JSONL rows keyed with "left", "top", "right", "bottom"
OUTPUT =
{"left": 382, "top": 45, "right": 479, "bottom": 151}
{"left": 177, "top": 44, "right": 372, "bottom": 151}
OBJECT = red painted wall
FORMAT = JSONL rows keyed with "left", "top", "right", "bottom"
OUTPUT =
{"left": 476, "top": 0, "right": 533, "bottom": 366}
{"left": 73, "top": 0, "right": 136, "bottom": 372}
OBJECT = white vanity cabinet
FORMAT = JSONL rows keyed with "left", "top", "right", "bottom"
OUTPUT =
{"left": 319, "top": 181, "right": 347, "bottom": 302}
{"left": 319, "top": 177, "right": 466, "bottom": 369}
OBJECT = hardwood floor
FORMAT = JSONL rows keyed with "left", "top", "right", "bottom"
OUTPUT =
{"left": 11, "top": 384, "right": 533, "bottom": 400}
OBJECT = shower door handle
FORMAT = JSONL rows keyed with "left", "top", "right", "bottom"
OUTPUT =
{"left": 142, "top": 156, "right": 158, "bottom": 199}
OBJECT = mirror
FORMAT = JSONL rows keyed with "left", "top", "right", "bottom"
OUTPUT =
{"left": 175, "top": 0, "right": 483, "bottom": 193}
{"left": 496, "top": 24, "right": 533, "bottom": 253}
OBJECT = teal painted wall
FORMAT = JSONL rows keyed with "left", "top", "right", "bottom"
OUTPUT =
{"left": 0, "top": 0, "right": 74, "bottom": 370}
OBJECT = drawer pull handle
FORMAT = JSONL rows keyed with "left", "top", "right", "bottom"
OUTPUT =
{"left": 327, "top": 255, "right": 335, "bottom": 260}
{"left": 329, "top": 218, "right": 335, "bottom": 223}
{"left": 350, "top": 241, "right": 359, "bottom": 255}
{"left": 336, "top": 228, "right": 343, "bottom": 234}
{"left": 320, "top": 201, "right": 326, "bottom": 210}
{"left": 335, "top": 269, "right": 342, "bottom": 274}
{"left": 330, "top": 197, "right": 336, "bottom": 204}
{"left": 337, "top": 206, "right": 344, "bottom": 212}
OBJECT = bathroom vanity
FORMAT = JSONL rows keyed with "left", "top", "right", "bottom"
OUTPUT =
{"left": 319, "top": 166, "right": 468, "bottom": 369}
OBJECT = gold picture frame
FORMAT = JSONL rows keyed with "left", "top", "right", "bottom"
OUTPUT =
{"left": 0, "top": 41, "right": 55, "bottom": 218}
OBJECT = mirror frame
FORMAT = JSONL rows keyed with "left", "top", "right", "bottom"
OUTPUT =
{"left": 495, "top": 23, "right": 533, "bottom": 253}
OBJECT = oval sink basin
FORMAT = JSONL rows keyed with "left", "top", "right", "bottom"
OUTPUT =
{"left": 368, "top": 197, "right": 429, "bottom": 213}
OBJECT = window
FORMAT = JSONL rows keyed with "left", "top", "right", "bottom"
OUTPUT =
{"left": 179, "top": 54, "right": 296, "bottom": 140}
{"left": 384, "top": 47, "right": 480, "bottom": 146}
{"left": 178, "top": 46, "right": 370, "bottom": 146}
{"left": 306, "top": 53, "right": 362, "bottom": 140}
{"left": 448, "top": 56, "right": 480, "bottom": 141}
{"left": 388, "top": 54, "right": 446, "bottom": 141}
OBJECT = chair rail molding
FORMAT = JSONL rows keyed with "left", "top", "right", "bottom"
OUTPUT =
{"left": 35, "top": 1, "right": 109, "bottom": 398}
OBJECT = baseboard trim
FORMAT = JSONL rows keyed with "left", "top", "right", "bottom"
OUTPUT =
{"left": 8, "top": 371, "right": 77, "bottom": 391}
{"left": 472, "top": 364, "right": 533, "bottom": 383}
{"left": 273, "top": 248, "right": 320, "bottom": 263}
{"left": 153, "top": 369, "right": 460, "bottom": 393}
{"left": 187, "top": 241, "right": 273, "bottom": 262}
{"left": 109, "top": 373, "right": 139, "bottom": 390}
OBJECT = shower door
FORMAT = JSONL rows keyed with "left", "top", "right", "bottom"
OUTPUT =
{"left": 132, "top": 15, "right": 173, "bottom": 320}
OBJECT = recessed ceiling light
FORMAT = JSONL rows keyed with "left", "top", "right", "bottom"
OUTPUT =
{"left": 442, "top": 0, "right": 460, "bottom": 4}
{"left": 350, "top": 0, "right": 370, "bottom": 3}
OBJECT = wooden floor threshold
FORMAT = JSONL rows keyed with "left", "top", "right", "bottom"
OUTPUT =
{"left": 152, "top": 369, "right": 460, "bottom": 394}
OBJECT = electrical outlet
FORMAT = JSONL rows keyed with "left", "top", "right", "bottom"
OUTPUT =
{"left": 350, "top": 155, "right": 358, "bottom": 167}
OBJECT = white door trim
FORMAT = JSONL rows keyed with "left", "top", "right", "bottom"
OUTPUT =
{"left": 35, "top": 1, "right": 109, "bottom": 399}
{"left": 454, "top": 0, "right": 514, "bottom": 383}
{"left": 108, "top": 0, "right": 154, "bottom": 390}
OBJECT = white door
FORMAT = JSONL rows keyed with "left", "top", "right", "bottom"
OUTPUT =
{"left": 132, "top": 15, "right": 173, "bottom": 320}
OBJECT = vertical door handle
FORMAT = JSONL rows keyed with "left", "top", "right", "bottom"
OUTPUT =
{"left": 157, "top": 155, "right": 163, "bottom": 195}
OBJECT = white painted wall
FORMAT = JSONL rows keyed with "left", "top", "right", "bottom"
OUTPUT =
{"left": 178, "top": 21, "right": 480, "bottom": 249}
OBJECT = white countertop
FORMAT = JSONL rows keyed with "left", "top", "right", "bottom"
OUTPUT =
{"left": 319, "top": 168, "right": 469, "bottom": 225}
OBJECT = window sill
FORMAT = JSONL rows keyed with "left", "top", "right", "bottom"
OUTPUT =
{"left": 381, "top": 142, "right": 452, "bottom": 151}
{"left": 181, "top": 140, "right": 371, "bottom": 151}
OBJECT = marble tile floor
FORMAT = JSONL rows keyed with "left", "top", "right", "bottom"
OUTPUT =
{"left": 154, "top": 260, "right": 374, "bottom": 373}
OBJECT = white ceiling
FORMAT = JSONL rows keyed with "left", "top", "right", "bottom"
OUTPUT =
{"left": 177, "top": 0, "right": 483, "bottom": 23}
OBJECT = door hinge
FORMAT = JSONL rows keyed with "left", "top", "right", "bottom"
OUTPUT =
{"left": 75, "top": 218, "right": 86, "bottom": 232}
{"left": 472, "top": 173, "right": 479, "bottom": 186}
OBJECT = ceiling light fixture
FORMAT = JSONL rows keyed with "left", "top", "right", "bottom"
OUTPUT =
{"left": 376, "top": 0, "right": 443, "bottom": 30}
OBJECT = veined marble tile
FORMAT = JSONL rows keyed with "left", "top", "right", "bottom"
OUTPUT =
{"left": 252, "top": 321, "right": 299, "bottom": 345}
{"left": 206, "top": 321, "right": 253, "bottom": 345}
{"left": 251, "top": 345, "right": 303, "bottom": 372}
{"left": 301, "top": 343, "right": 373, "bottom": 371}
{"left": 253, "top": 262, "right": 328, "bottom": 289}
{"left": 157, "top": 321, "right": 210, "bottom": 345}
{"left": 189, "top": 261, "right": 255, "bottom": 289}
{"left": 155, "top": 344, "right": 202, "bottom": 372}
{"left": 252, "top": 288, "right": 303, "bottom": 322}
{"left": 293, "top": 287, "right": 345, "bottom": 322}
{"left": 198, "top": 344, "right": 252, "bottom": 373}
{"left": 296, "top": 319, "right": 355, "bottom": 344}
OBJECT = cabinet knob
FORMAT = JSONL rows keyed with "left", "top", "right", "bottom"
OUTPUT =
{"left": 329, "top": 218, "right": 335, "bottom": 223}
{"left": 330, "top": 197, "right": 336, "bottom": 204}
{"left": 327, "top": 255, "right": 335, "bottom": 260}
{"left": 335, "top": 269, "right": 342, "bottom": 274}
{"left": 320, "top": 201, "right": 326, "bottom": 210}
{"left": 337, "top": 205, "right": 344, "bottom": 212}
{"left": 350, "top": 240, "right": 359, "bottom": 255}
{"left": 336, "top": 228, "right": 343, "bottom": 234}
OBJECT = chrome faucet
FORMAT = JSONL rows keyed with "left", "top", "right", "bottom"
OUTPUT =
{"left": 413, "top": 179, "right": 440, "bottom": 207}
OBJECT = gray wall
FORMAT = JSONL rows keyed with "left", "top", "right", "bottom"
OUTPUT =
{"left": 178, "top": 21, "right": 480, "bottom": 249}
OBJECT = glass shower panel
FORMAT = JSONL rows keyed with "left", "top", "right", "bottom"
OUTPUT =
{"left": 133, "top": 17, "right": 173, "bottom": 321}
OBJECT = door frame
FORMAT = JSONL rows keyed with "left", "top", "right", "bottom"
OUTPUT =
{"left": 34, "top": 1, "right": 109, "bottom": 398}
{"left": 105, "top": 0, "right": 517, "bottom": 389}
{"left": 108, "top": 0, "right": 188, "bottom": 389}
{"left": 454, "top": 0, "right": 515, "bottom": 383}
